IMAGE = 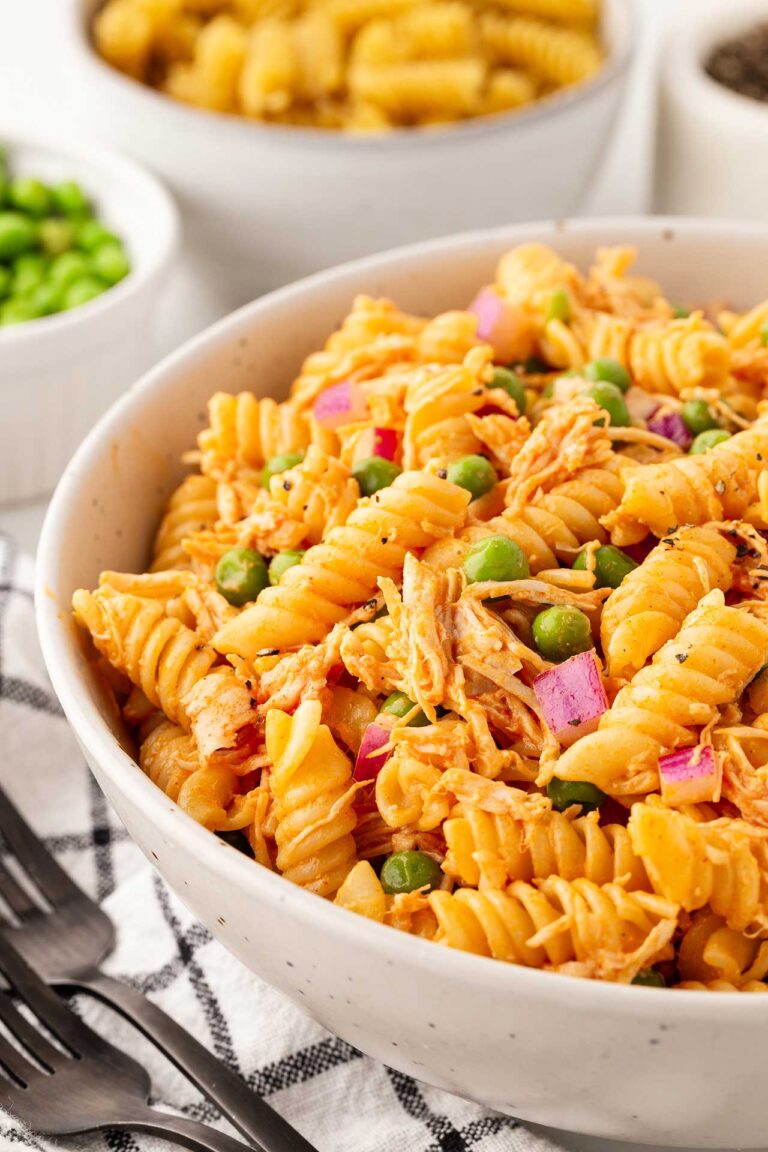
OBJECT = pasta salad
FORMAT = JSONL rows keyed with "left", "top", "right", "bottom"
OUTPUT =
{"left": 74, "top": 242, "right": 768, "bottom": 989}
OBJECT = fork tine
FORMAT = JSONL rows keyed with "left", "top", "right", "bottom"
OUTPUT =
{"left": 0, "top": 989, "right": 63, "bottom": 1072}
{"left": 0, "top": 857, "right": 40, "bottom": 921}
{"left": 0, "top": 1007, "right": 42, "bottom": 1089}
{"left": 0, "top": 787, "right": 78, "bottom": 907}
{"left": 0, "top": 934, "right": 85, "bottom": 1057}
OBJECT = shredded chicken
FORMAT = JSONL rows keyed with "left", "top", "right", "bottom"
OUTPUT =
{"left": 504, "top": 397, "right": 614, "bottom": 516}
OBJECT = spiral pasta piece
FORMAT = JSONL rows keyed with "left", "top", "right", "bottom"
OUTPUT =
{"left": 629, "top": 315, "right": 731, "bottom": 396}
{"left": 72, "top": 586, "right": 217, "bottom": 729}
{"left": 603, "top": 419, "right": 768, "bottom": 545}
{"left": 480, "top": 14, "right": 601, "bottom": 85}
{"left": 212, "top": 470, "right": 470, "bottom": 657}
{"left": 429, "top": 876, "right": 677, "bottom": 979}
{"left": 443, "top": 807, "right": 648, "bottom": 891}
{"left": 151, "top": 474, "right": 219, "bottom": 572}
{"left": 198, "top": 391, "right": 310, "bottom": 479}
{"left": 424, "top": 458, "right": 626, "bottom": 574}
{"left": 552, "top": 594, "right": 768, "bottom": 795}
{"left": 139, "top": 719, "right": 200, "bottom": 801}
{"left": 677, "top": 912, "right": 768, "bottom": 986}
{"left": 628, "top": 800, "right": 768, "bottom": 935}
{"left": 600, "top": 525, "right": 737, "bottom": 679}
{"left": 266, "top": 700, "right": 357, "bottom": 896}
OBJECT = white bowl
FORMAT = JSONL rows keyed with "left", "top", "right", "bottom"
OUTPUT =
{"left": 657, "top": 0, "right": 768, "bottom": 218}
{"left": 36, "top": 217, "right": 768, "bottom": 1150}
{"left": 65, "top": 0, "right": 634, "bottom": 311}
{"left": 0, "top": 133, "right": 178, "bottom": 505}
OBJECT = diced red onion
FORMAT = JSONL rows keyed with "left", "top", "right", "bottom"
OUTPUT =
{"left": 313, "top": 380, "right": 369, "bottom": 430}
{"left": 659, "top": 745, "right": 720, "bottom": 806}
{"left": 625, "top": 386, "right": 661, "bottom": 425}
{"left": 468, "top": 287, "right": 531, "bottom": 363}
{"left": 354, "top": 722, "right": 393, "bottom": 783}
{"left": 356, "top": 426, "right": 399, "bottom": 462}
{"left": 533, "top": 651, "right": 608, "bottom": 748}
{"left": 647, "top": 411, "right": 693, "bottom": 450}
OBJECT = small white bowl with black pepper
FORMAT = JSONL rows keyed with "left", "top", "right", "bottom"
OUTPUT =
{"left": 657, "top": 0, "right": 768, "bottom": 218}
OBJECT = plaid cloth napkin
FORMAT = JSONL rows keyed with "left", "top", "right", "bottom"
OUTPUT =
{"left": 0, "top": 533, "right": 567, "bottom": 1152}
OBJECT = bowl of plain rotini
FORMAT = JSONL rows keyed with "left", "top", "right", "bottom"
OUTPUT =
{"left": 37, "top": 218, "right": 768, "bottom": 1147}
{"left": 66, "top": 0, "right": 633, "bottom": 303}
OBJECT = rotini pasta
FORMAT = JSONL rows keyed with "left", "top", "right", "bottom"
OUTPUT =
{"left": 93, "top": 0, "right": 605, "bottom": 131}
{"left": 75, "top": 242, "right": 768, "bottom": 990}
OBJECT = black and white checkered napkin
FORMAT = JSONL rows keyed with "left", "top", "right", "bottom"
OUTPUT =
{"left": 0, "top": 533, "right": 567, "bottom": 1152}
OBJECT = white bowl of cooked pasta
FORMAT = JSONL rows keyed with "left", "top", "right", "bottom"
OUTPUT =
{"left": 65, "top": 0, "right": 634, "bottom": 312}
{"left": 37, "top": 216, "right": 768, "bottom": 1148}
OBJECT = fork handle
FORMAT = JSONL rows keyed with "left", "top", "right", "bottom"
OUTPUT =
{"left": 67, "top": 969, "right": 317, "bottom": 1152}
{"left": 127, "top": 1109, "right": 284, "bottom": 1152}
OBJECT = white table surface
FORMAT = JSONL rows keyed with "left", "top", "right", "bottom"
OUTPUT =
{"left": 3, "top": 5, "right": 743, "bottom": 1151}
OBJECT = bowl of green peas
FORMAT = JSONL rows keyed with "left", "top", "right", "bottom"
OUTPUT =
{"left": 0, "top": 134, "right": 178, "bottom": 503}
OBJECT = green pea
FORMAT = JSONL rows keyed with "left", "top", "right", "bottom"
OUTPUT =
{"left": 51, "top": 181, "right": 91, "bottom": 217}
{"left": 463, "top": 534, "right": 530, "bottom": 584}
{"left": 546, "top": 777, "right": 606, "bottom": 813}
{"left": 573, "top": 544, "right": 638, "bottom": 590}
{"left": 532, "top": 604, "right": 593, "bottom": 662}
{"left": 11, "top": 253, "right": 48, "bottom": 296}
{"left": 583, "top": 381, "right": 629, "bottom": 428}
{"left": 268, "top": 549, "right": 304, "bottom": 586}
{"left": 490, "top": 366, "right": 527, "bottom": 415}
{"left": 8, "top": 177, "right": 51, "bottom": 218}
{"left": 261, "top": 451, "right": 305, "bottom": 488}
{"left": 215, "top": 547, "right": 269, "bottom": 606}
{"left": 0, "top": 212, "right": 38, "bottom": 260}
{"left": 632, "top": 968, "right": 666, "bottom": 988}
{"left": 446, "top": 454, "right": 498, "bottom": 501}
{"left": 381, "top": 691, "right": 429, "bottom": 727}
{"left": 380, "top": 850, "right": 443, "bottom": 895}
{"left": 0, "top": 298, "right": 42, "bottom": 326}
{"left": 49, "top": 250, "right": 91, "bottom": 289}
{"left": 760, "top": 320, "right": 768, "bottom": 347}
{"left": 672, "top": 305, "right": 690, "bottom": 320}
{"left": 76, "top": 218, "right": 119, "bottom": 252}
{"left": 38, "top": 217, "right": 76, "bottom": 256}
{"left": 546, "top": 286, "right": 571, "bottom": 324}
{"left": 681, "top": 399, "right": 719, "bottom": 437}
{"left": 30, "top": 279, "right": 63, "bottom": 316}
{"left": 91, "top": 240, "right": 130, "bottom": 285}
{"left": 352, "top": 456, "right": 402, "bottom": 498}
{"left": 689, "top": 428, "right": 732, "bottom": 454}
{"left": 62, "top": 275, "right": 109, "bottom": 310}
{"left": 0, "top": 266, "right": 12, "bottom": 301}
{"left": 583, "top": 357, "right": 631, "bottom": 393}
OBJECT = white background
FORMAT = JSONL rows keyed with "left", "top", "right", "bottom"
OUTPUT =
{"left": 1, "top": 6, "right": 746, "bottom": 1152}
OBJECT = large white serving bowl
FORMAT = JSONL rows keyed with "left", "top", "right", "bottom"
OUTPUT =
{"left": 37, "top": 217, "right": 768, "bottom": 1149}
{"left": 0, "top": 132, "right": 178, "bottom": 504}
{"left": 65, "top": 0, "right": 634, "bottom": 309}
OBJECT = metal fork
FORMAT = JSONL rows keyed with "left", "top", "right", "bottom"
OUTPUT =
{"left": 0, "top": 930, "right": 268, "bottom": 1150}
{"left": 0, "top": 786, "right": 315, "bottom": 1152}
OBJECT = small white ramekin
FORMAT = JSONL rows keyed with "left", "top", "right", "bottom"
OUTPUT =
{"left": 0, "top": 134, "right": 178, "bottom": 505}
{"left": 65, "top": 0, "right": 634, "bottom": 311}
{"left": 657, "top": 0, "right": 768, "bottom": 217}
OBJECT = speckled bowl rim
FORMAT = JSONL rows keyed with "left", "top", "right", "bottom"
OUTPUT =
{"left": 67, "top": 0, "right": 635, "bottom": 151}
{"left": 37, "top": 214, "right": 768, "bottom": 1014}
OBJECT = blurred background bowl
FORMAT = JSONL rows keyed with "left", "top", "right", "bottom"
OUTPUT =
{"left": 0, "top": 133, "right": 178, "bottom": 504}
{"left": 66, "top": 0, "right": 635, "bottom": 312}
{"left": 657, "top": 0, "right": 768, "bottom": 217}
